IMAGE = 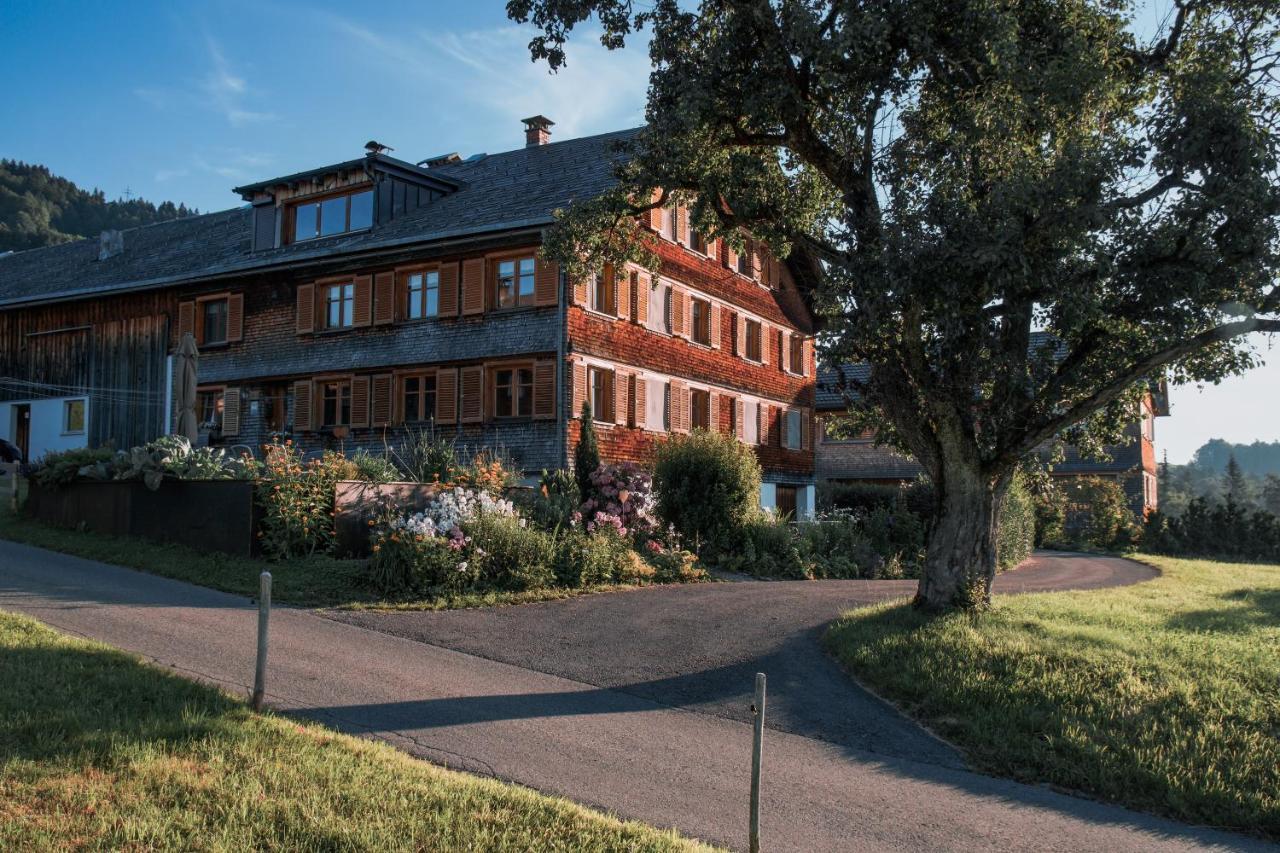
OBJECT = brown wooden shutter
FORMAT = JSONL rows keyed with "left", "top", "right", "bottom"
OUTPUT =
{"left": 802, "top": 338, "right": 812, "bottom": 377}
{"left": 671, "top": 288, "right": 686, "bottom": 338}
{"left": 435, "top": 368, "right": 458, "bottom": 423}
{"left": 353, "top": 274, "right": 373, "bottom": 327}
{"left": 614, "top": 369, "right": 629, "bottom": 426}
{"left": 439, "top": 262, "right": 460, "bottom": 317}
{"left": 725, "top": 242, "right": 738, "bottom": 271}
{"left": 800, "top": 408, "right": 811, "bottom": 451}
{"left": 177, "top": 301, "right": 195, "bottom": 341}
{"left": 226, "top": 293, "right": 244, "bottom": 342}
{"left": 634, "top": 376, "right": 647, "bottom": 429}
{"left": 782, "top": 332, "right": 792, "bottom": 373}
{"left": 676, "top": 205, "right": 689, "bottom": 245}
{"left": 292, "top": 380, "right": 313, "bottom": 431}
{"left": 709, "top": 391, "right": 721, "bottom": 433}
{"left": 572, "top": 275, "right": 588, "bottom": 307}
{"left": 461, "top": 258, "right": 485, "bottom": 316}
{"left": 533, "top": 360, "right": 556, "bottom": 419}
{"left": 350, "top": 376, "right": 371, "bottom": 428}
{"left": 668, "top": 381, "right": 684, "bottom": 433}
{"left": 761, "top": 324, "right": 772, "bottom": 365}
{"left": 374, "top": 271, "right": 395, "bottom": 325}
{"left": 616, "top": 269, "right": 631, "bottom": 321}
{"left": 221, "top": 388, "right": 241, "bottom": 436}
{"left": 635, "top": 273, "right": 650, "bottom": 324}
{"left": 459, "top": 365, "right": 483, "bottom": 422}
{"left": 647, "top": 188, "right": 663, "bottom": 230}
{"left": 572, "top": 362, "right": 587, "bottom": 416}
{"left": 296, "top": 284, "right": 315, "bottom": 334}
{"left": 535, "top": 258, "right": 559, "bottom": 306}
{"left": 710, "top": 304, "right": 721, "bottom": 349}
{"left": 735, "top": 314, "right": 745, "bottom": 357}
{"left": 735, "top": 398, "right": 746, "bottom": 440}
{"left": 371, "top": 374, "right": 392, "bottom": 427}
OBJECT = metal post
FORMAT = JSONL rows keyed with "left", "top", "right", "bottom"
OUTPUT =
{"left": 251, "top": 571, "right": 271, "bottom": 711}
{"left": 750, "top": 671, "right": 766, "bottom": 853}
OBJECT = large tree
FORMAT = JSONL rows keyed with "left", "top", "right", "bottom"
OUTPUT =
{"left": 507, "top": 0, "right": 1280, "bottom": 610}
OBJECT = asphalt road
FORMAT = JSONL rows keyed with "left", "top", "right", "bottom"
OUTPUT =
{"left": 0, "top": 540, "right": 1267, "bottom": 852}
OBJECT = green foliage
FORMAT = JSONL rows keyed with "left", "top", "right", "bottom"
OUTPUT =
{"left": 717, "top": 513, "right": 808, "bottom": 579}
{"left": 463, "top": 513, "right": 556, "bottom": 591}
{"left": 31, "top": 447, "right": 116, "bottom": 489}
{"left": 1055, "top": 477, "right": 1142, "bottom": 551}
{"left": 255, "top": 442, "right": 352, "bottom": 560}
{"left": 553, "top": 527, "right": 647, "bottom": 587}
{"left": 113, "top": 435, "right": 257, "bottom": 491}
{"left": 368, "top": 524, "right": 461, "bottom": 595}
{"left": 1144, "top": 498, "right": 1280, "bottom": 563}
{"left": 574, "top": 403, "right": 601, "bottom": 502}
{"left": 521, "top": 469, "right": 581, "bottom": 533}
{"left": 349, "top": 450, "right": 399, "bottom": 484}
{"left": 387, "top": 427, "right": 460, "bottom": 484}
{"left": 0, "top": 159, "right": 198, "bottom": 252}
{"left": 652, "top": 430, "right": 762, "bottom": 554}
{"left": 997, "top": 474, "right": 1036, "bottom": 571}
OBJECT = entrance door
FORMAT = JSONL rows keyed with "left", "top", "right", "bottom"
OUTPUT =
{"left": 14, "top": 404, "right": 31, "bottom": 463}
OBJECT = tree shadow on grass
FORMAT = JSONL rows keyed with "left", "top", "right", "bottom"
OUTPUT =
{"left": 1163, "top": 587, "right": 1280, "bottom": 634}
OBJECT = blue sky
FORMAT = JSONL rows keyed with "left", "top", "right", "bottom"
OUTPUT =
{"left": 1, "top": 0, "right": 1275, "bottom": 463}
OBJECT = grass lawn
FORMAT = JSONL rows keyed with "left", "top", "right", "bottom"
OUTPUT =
{"left": 0, "top": 507, "right": 647, "bottom": 611}
{"left": 0, "top": 611, "right": 713, "bottom": 852}
{"left": 826, "top": 554, "right": 1280, "bottom": 839}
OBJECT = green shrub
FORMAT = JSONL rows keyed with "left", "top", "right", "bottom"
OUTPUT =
{"left": 256, "top": 442, "right": 353, "bottom": 560}
{"left": 1058, "top": 476, "right": 1141, "bottom": 550}
{"left": 387, "top": 426, "right": 460, "bottom": 483}
{"left": 553, "top": 527, "right": 641, "bottom": 587}
{"left": 640, "top": 541, "right": 707, "bottom": 583}
{"left": 653, "top": 430, "right": 762, "bottom": 554}
{"left": 349, "top": 450, "right": 399, "bottom": 484}
{"left": 574, "top": 402, "right": 601, "bottom": 502}
{"left": 521, "top": 469, "right": 581, "bottom": 533}
{"left": 819, "top": 479, "right": 936, "bottom": 519}
{"left": 997, "top": 473, "right": 1037, "bottom": 570}
{"left": 368, "top": 525, "right": 461, "bottom": 594}
{"left": 717, "top": 514, "right": 808, "bottom": 578}
{"left": 1142, "top": 499, "right": 1280, "bottom": 563}
{"left": 463, "top": 513, "right": 556, "bottom": 591}
{"left": 795, "top": 517, "right": 876, "bottom": 578}
{"left": 31, "top": 447, "right": 116, "bottom": 489}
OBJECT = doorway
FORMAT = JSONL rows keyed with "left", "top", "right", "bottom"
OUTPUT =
{"left": 14, "top": 404, "right": 31, "bottom": 463}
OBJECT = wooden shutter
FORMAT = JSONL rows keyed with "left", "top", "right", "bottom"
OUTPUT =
{"left": 761, "top": 324, "right": 772, "bottom": 365}
{"left": 572, "top": 275, "right": 588, "bottom": 307}
{"left": 636, "top": 273, "right": 650, "bottom": 324}
{"left": 251, "top": 204, "right": 278, "bottom": 251}
{"left": 371, "top": 374, "right": 392, "bottom": 427}
{"left": 177, "top": 301, "right": 195, "bottom": 341}
{"left": 461, "top": 258, "right": 485, "bottom": 316}
{"left": 535, "top": 258, "right": 559, "bottom": 306}
{"left": 800, "top": 408, "right": 811, "bottom": 451}
{"left": 782, "top": 332, "right": 792, "bottom": 373}
{"left": 459, "top": 365, "right": 483, "bottom": 422}
{"left": 353, "top": 274, "right": 373, "bottom": 327}
{"left": 292, "top": 380, "right": 313, "bottom": 431}
{"left": 572, "top": 361, "right": 587, "bottom": 416}
{"left": 226, "top": 293, "right": 244, "bottom": 342}
{"left": 751, "top": 245, "right": 763, "bottom": 279}
{"left": 374, "top": 271, "right": 395, "bottom": 325}
{"left": 780, "top": 407, "right": 789, "bottom": 449}
{"left": 634, "top": 376, "right": 647, "bottom": 429}
{"left": 725, "top": 242, "right": 738, "bottom": 271}
{"left": 710, "top": 304, "right": 721, "bottom": 348}
{"left": 296, "top": 283, "right": 315, "bottom": 334}
{"left": 709, "top": 391, "right": 721, "bottom": 433}
{"left": 676, "top": 205, "right": 689, "bottom": 245}
{"left": 735, "top": 314, "right": 745, "bottom": 357}
{"left": 350, "top": 376, "right": 371, "bottom": 428}
{"left": 671, "top": 288, "right": 686, "bottom": 338}
{"left": 614, "top": 369, "right": 629, "bottom": 426}
{"left": 533, "top": 360, "right": 556, "bottom": 419}
{"left": 802, "top": 338, "right": 812, "bottom": 377}
{"left": 221, "top": 388, "right": 241, "bottom": 436}
{"left": 439, "top": 262, "right": 460, "bottom": 317}
{"left": 735, "top": 398, "right": 746, "bottom": 440}
{"left": 647, "top": 188, "right": 663, "bottom": 230}
{"left": 616, "top": 269, "right": 631, "bottom": 321}
{"left": 435, "top": 368, "right": 458, "bottom": 424}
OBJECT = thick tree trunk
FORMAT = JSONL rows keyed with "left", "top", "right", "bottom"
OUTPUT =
{"left": 915, "top": 463, "right": 1009, "bottom": 612}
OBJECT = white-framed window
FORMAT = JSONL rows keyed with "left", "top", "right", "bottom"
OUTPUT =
{"left": 62, "top": 398, "right": 86, "bottom": 435}
{"left": 785, "top": 409, "right": 802, "bottom": 450}
{"left": 324, "top": 282, "right": 355, "bottom": 329}
{"left": 589, "top": 366, "right": 615, "bottom": 422}
{"left": 590, "top": 265, "right": 616, "bottom": 316}
{"left": 646, "top": 282, "right": 670, "bottom": 334}
{"left": 645, "top": 378, "right": 668, "bottom": 430}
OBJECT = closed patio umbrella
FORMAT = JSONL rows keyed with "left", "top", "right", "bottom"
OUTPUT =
{"left": 176, "top": 332, "right": 200, "bottom": 442}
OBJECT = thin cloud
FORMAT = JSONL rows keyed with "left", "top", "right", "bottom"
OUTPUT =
{"left": 200, "top": 35, "right": 277, "bottom": 127}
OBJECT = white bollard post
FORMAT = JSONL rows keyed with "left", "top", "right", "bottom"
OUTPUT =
{"left": 251, "top": 571, "right": 271, "bottom": 711}
{"left": 750, "top": 671, "right": 766, "bottom": 853}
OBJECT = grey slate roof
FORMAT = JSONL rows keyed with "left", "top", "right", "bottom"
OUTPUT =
{"left": 815, "top": 363, "right": 871, "bottom": 411}
{"left": 0, "top": 127, "right": 641, "bottom": 308}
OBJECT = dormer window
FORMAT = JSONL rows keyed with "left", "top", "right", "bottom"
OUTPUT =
{"left": 291, "top": 189, "right": 373, "bottom": 243}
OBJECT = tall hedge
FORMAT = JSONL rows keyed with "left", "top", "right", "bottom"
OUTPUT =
{"left": 653, "top": 430, "right": 762, "bottom": 553}
{"left": 997, "top": 473, "right": 1037, "bottom": 570}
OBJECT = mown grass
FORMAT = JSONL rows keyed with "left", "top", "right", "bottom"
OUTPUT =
{"left": 0, "top": 508, "right": 645, "bottom": 611}
{"left": 825, "top": 554, "right": 1280, "bottom": 839}
{"left": 0, "top": 611, "right": 713, "bottom": 852}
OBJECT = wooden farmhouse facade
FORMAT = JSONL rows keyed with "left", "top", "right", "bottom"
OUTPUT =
{"left": 0, "top": 120, "right": 819, "bottom": 517}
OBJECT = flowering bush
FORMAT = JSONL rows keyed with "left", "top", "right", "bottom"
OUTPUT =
{"left": 392, "top": 488, "right": 519, "bottom": 543}
{"left": 255, "top": 441, "right": 356, "bottom": 560}
{"left": 578, "top": 462, "right": 655, "bottom": 537}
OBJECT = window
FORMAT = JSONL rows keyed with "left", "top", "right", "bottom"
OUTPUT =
{"left": 737, "top": 243, "right": 754, "bottom": 277}
{"left": 789, "top": 334, "right": 805, "bottom": 374}
{"left": 645, "top": 378, "right": 667, "bottom": 430}
{"left": 690, "top": 389, "right": 712, "bottom": 431}
{"left": 494, "top": 367, "right": 534, "bottom": 418}
{"left": 691, "top": 298, "right": 712, "bottom": 346}
{"left": 590, "top": 265, "right": 616, "bottom": 315}
{"left": 785, "top": 410, "right": 802, "bottom": 450}
{"left": 589, "top": 367, "right": 615, "bottom": 422}
{"left": 744, "top": 318, "right": 763, "bottom": 361}
{"left": 775, "top": 485, "right": 798, "bottom": 520}
{"left": 324, "top": 283, "right": 355, "bottom": 329}
{"left": 742, "top": 400, "right": 760, "bottom": 444}
{"left": 291, "top": 189, "right": 373, "bottom": 242}
{"left": 62, "top": 399, "right": 86, "bottom": 434}
{"left": 689, "top": 229, "right": 707, "bottom": 255}
{"left": 197, "top": 390, "right": 223, "bottom": 429}
{"left": 665, "top": 207, "right": 679, "bottom": 242}
{"left": 321, "top": 381, "right": 352, "bottom": 427}
{"left": 728, "top": 396, "right": 738, "bottom": 436}
{"left": 496, "top": 256, "right": 537, "bottom": 308}
{"left": 405, "top": 270, "right": 439, "bottom": 320}
{"left": 200, "top": 298, "right": 228, "bottom": 345}
{"left": 646, "top": 282, "right": 669, "bottom": 333}
{"left": 402, "top": 374, "right": 437, "bottom": 422}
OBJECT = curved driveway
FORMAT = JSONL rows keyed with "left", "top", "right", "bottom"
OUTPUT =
{"left": 327, "top": 552, "right": 1158, "bottom": 770}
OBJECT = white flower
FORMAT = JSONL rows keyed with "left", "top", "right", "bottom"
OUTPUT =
{"left": 457, "top": 561, "right": 469, "bottom": 572}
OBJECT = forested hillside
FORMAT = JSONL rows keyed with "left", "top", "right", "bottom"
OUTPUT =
{"left": 1161, "top": 439, "right": 1280, "bottom": 516}
{"left": 0, "top": 160, "right": 197, "bottom": 252}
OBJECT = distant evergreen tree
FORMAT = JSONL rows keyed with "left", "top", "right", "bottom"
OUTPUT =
{"left": 1263, "top": 475, "right": 1280, "bottom": 517}
{"left": 0, "top": 160, "right": 198, "bottom": 252}
{"left": 1224, "top": 453, "right": 1249, "bottom": 505}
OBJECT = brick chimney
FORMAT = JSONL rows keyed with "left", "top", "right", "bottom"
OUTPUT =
{"left": 522, "top": 115, "right": 554, "bottom": 147}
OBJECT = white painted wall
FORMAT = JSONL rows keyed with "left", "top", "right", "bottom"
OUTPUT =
{"left": 0, "top": 397, "right": 89, "bottom": 462}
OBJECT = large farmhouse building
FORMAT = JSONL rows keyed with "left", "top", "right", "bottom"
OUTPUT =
{"left": 0, "top": 119, "right": 819, "bottom": 517}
